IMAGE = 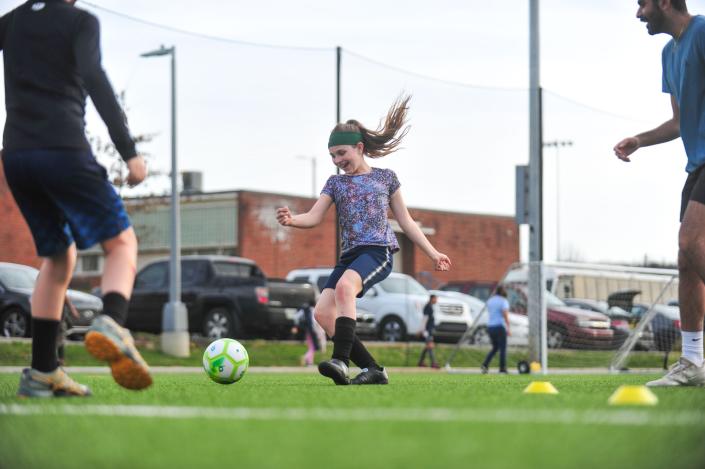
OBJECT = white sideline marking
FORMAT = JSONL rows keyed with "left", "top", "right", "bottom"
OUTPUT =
{"left": 0, "top": 404, "right": 702, "bottom": 427}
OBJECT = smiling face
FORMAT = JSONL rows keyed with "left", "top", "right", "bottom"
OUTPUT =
{"left": 329, "top": 142, "right": 366, "bottom": 174}
{"left": 637, "top": 0, "right": 666, "bottom": 35}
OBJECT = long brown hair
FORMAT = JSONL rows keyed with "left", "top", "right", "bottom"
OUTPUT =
{"left": 331, "top": 95, "right": 411, "bottom": 158}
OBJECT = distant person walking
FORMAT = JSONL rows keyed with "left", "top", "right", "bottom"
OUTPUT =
{"left": 418, "top": 294, "right": 440, "bottom": 368}
{"left": 481, "top": 286, "right": 510, "bottom": 374}
{"left": 613, "top": 0, "right": 705, "bottom": 386}
{"left": 276, "top": 95, "right": 451, "bottom": 385}
{"left": 0, "top": 0, "right": 151, "bottom": 397}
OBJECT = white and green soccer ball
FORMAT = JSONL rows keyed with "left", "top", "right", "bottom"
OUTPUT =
{"left": 202, "top": 338, "right": 249, "bottom": 384}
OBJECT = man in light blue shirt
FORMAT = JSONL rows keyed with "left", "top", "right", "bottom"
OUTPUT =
{"left": 613, "top": 0, "right": 705, "bottom": 386}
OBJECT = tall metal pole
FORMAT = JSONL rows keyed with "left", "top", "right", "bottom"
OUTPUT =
{"left": 141, "top": 45, "right": 189, "bottom": 357}
{"left": 543, "top": 140, "right": 573, "bottom": 261}
{"left": 528, "top": 0, "right": 547, "bottom": 372}
{"left": 164, "top": 46, "right": 189, "bottom": 357}
{"left": 169, "top": 49, "right": 179, "bottom": 308}
{"left": 335, "top": 46, "right": 342, "bottom": 261}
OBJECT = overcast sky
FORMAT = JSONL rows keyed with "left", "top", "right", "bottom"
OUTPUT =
{"left": 1, "top": 0, "right": 703, "bottom": 265}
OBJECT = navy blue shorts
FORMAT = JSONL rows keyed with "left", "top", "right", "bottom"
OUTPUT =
{"left": 2, "top": 149, "right": 131, "bottom": 257}
{"left": 323, "top": 245, "right": 393, "bottom": 298}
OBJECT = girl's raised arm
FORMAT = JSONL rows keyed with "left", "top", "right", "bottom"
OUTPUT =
{"left": 276, "top": 194, "right": 334, "bottom": 229}
{"left": 389, "top": 189, "right": 451, "bottom": 271}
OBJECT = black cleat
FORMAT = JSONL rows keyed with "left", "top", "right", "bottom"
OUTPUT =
{"left": 351, "top": 367, "right": 389, "bottom": 385}
{"left": 318, "top": 359, "right": 350, "bottom": 385}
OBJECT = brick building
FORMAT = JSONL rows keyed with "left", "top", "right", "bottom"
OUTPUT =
{"left": 0, "top": 165, "right": 519, "bottom": 289}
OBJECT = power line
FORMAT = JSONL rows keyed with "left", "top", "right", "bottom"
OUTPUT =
{"left": 78, "top": 1, "right": 652, "bottom": 124}
{"left": 344, "top": 50, "right": 525, "bottom": 92}
{"left": 543, "top": 90, "right": 653, "bottom": 125}
{"left": 78, "top": 1, "right": 330, "bottom": 53}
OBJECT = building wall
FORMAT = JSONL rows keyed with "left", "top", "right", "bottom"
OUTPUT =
{"left": 0, "top": 161, "right": 41, "bottom": 268}
{"left": 406, "top": 207, "right": 518, "bottom": 287}
{"left": 237, "top": 190, "right": 519, "bottom": 284}
{"left": 0, "top": 170, "right": 519, "bottom": 288}
{"left": 237, "top": 191, "right": 337, "bottom": 278}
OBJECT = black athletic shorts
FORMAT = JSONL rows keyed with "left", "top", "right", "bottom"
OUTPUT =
{"left": 680, "top": 164, "right": 705, "bottom": 221}
{"left": 2, "top": 149, "right": 131, "bottom": 256}
{"left": 322, "top": 245, "right": 393, "bottom": 298}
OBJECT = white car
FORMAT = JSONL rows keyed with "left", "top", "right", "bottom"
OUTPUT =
{"left": 431, "top": 290, "right": 529, "bottom": 347}
{"left": 286, "top": 269, "right": 471, "bottom": 342}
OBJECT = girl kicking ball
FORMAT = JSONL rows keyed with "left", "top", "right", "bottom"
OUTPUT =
{"left": 276, "top": 95, "right": 451, "bottom": 385}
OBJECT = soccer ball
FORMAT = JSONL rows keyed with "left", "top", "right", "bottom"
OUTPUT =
{"left": 202, "top": 338, "right": 249, "bottom": 384}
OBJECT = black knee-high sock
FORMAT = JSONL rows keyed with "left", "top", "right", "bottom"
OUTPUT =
{"left": 102, "top": 292, "right": 129, "bottom": 326}
{"left": 31, "top": 318, "right": 60, "bottom": 372}
{"left": 331, "top": 317, "right": 356, "bottom": 365}
{"left": 350, "top": 335, "right": 380, "bottom": 370}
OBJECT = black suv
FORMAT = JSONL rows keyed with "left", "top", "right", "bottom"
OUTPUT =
{"left": 127, "top": 255, "right": 285, "bottom": 339}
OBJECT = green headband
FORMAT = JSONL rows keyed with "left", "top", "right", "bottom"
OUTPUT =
{"left": 328, "top": 131, "right": 362, "bottom": 148}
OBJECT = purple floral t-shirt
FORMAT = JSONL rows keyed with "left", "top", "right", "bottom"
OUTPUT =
{"left": 321, "top": 167, "right": 400, "bottom": 253}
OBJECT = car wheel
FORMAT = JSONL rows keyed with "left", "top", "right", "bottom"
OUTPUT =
{"left": 471, "top": 326, "right": 491, "bottom": 346}
{"left": 1, "top": 307, "right": 30, "bottom": 338}
{"left": 379, "top": 316, "right": 406, "bottom": 342}
{"left": 547, "top": 327, "right": 565, "bottom": 349}
{"left": 203, "top": 307, "right": 241, "bottom": 339}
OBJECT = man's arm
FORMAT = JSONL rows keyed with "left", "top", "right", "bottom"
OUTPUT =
{"left": 72, "top": 13, "right": 137, "bottom": 162}
{"left": 0, "top": 12, "right": 10, "bottom": 51}
{"left": 614, "top": 95, "right": 680, "bottom": 162}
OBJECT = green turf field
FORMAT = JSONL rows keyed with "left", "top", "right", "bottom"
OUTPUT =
{"left": 1, "top": 372, "right": 703, "bottom": 469}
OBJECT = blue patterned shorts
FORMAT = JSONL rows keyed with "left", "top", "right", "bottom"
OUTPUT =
{"left": 2, "top": 149, "right": 131, "bottom": 257}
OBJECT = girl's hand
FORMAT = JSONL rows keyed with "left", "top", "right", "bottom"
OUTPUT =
{"left": 276, "top": 206, "right": 294, "bottom": 226}
{"left": 434, "top": 253, "right": 451, "bottom": 271}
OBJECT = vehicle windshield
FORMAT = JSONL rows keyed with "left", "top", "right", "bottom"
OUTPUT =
{"left": 378, "top": 276, "right": 428, "bottom": 296}
{"left": 545, "top": 290, "right": 566, "bottom": 307}
{"left": 0, "top": 265, "right": 38, "bottom": 289}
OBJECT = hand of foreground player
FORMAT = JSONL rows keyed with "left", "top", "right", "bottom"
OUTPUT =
{"left": 126, "top": 155, "right": 147, "bottom": 186}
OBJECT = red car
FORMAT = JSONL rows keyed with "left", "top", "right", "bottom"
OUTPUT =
{"left": 503, "top": 284, "right": 614, "bottom": 349}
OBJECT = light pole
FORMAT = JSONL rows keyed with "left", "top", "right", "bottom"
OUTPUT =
{"left": 141, "top": 45, "right": 189, "bottom": 357}
{"left": 543, "top": 139, "right": 573, "bottom": 261}
{"left": 296, "top": 155, "right": 317, "bottom": 198}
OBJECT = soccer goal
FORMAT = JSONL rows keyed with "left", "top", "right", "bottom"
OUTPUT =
{"left": 445, "top": 261, "right": 680, "bottom": 373}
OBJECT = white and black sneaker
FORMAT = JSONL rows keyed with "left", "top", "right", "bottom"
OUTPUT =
{"left": 646, "top": 357, "right": 705, "bottom": 387}
{"left": 351, "top": 367, "right": 389, "bottom": 385}
{"left": 318, "top": 359, "right": 350, "bottom": 385}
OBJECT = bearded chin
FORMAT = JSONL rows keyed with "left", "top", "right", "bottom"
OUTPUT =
{"left": 649, "top": 10, "right": 666, "bottom": 35}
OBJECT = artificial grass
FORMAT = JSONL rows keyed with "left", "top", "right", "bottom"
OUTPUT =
{"left": 0, "top": 373, "right": 703, "bottom": 469}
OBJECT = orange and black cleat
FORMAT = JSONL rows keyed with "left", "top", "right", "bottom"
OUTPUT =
{"left": 85, "top": 315, "right": 152, "bottom": 390}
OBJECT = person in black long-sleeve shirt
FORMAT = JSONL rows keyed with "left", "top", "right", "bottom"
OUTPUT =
{"left": 418, "top": 294, "right": 440, "bottom": 369}
{"left": 1, "top": 0, "right": 152, "bottom": 397}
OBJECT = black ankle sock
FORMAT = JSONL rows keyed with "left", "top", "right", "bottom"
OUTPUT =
{"left": 331, "top": 317, "right": 356, "bottom": 365}
{"left": 350, "top": 335, "right": 380, "bottom": 370}
{"left": 31, "top": 318, "right": 60, "bottom": 372}
{"left": 102, "top": 292, "right": 129, "bottom": 326}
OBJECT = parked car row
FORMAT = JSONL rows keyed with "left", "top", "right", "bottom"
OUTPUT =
{"left": 3, "top": 258, "right": 680, "bottom": 351}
